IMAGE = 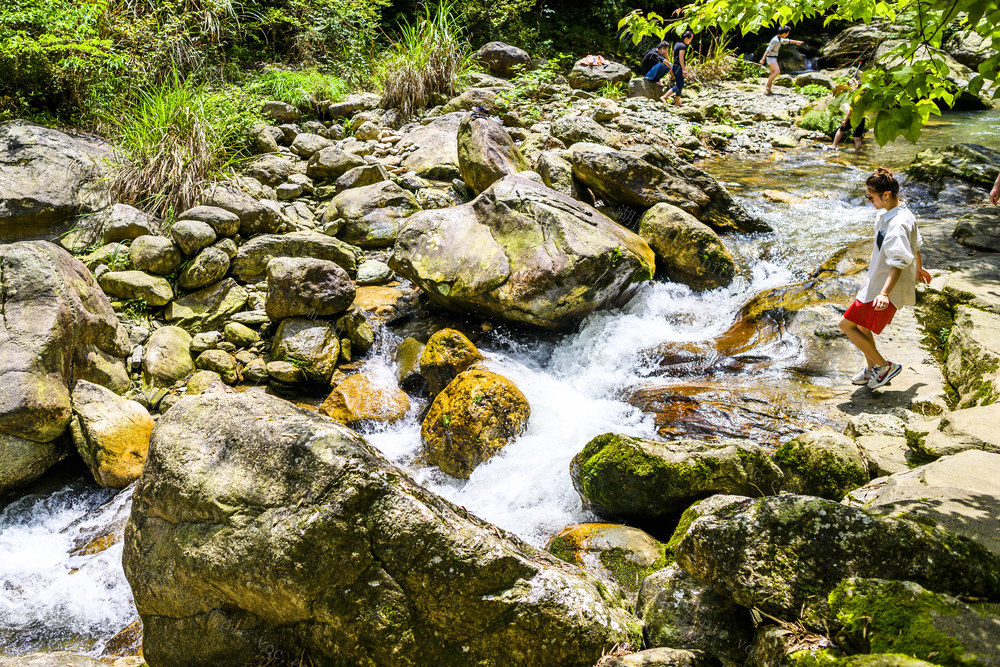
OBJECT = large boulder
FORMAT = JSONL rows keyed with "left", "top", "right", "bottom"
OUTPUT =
{"left": 232, "top": 230, "right": 362, "bottom": 282}
{"left": 123, "top": 391, "right": 641, "bottom": 665}
{"left": 476, "top": 41, "right": 531, "bottom": 78}
{"left": 399, "top": 113, "right": 463, "bottom": 180}
{"left": 944, "top": 30, "right": 996, "bottom": 69}
{"left": 845, "top": 450, "right": 1000, "bottom": 557}
{"left": 0, "top": 242, "right": 130, "bottom": 454}
{"left": 60, "top": 203, "right": 162, "bottom": 251}
{"left": 773, "top": 429, "right": 871, "bottom": 500}
{"left": 421, "top": 368, "right": 531, "bottom": 479}
{"left": 637, "top": 203, "right": 736, "bottom": 290}
{"left": 829, "top": 577, "right": 1000, "bottom": 664}
{"left": 326, "top": 181, "right": 420, "bottom": 249}
{"left": 953, "top": 207, "right": 1000, "bottom": 252}
{"left": 636, "top": 564, "right": 753, "bottom": 664}
{"left": 163, "top": 278, "right": 248, "bottom": 334}
{"left": 907, "top": 143, "right": 1000, "bottom": 190}
{"left": 673, "top": 494, "right": 1000, "bottom": 626}
{"left": 820, "top": 24, "right": 890, "bottom": 68}
{"left": 390, "top": 175, "right": 655, "bottom": 329}
{"left": 264, "top": 257, "right": 356, "bottom": 321}
{"left": 547, "top": 523, "right": 668, "bottom": 604}
{"left": 568, "top": 59, "right": 633, "bottom": 91}
{"left": 457, "top": 113, "right": 529, "bottom": 195}
{"left": 244, "top": 153, "right": 296, "bottom": 187}
{"left": 69, "top": 380, "right": 153, "bottom": 488}
{"left": 0, "top": 121, "right": 110, "bottom": 242}
{"left": 570, "top": 434, "right": 783, "bottom": 520}
{"left": 567, "top": 143, "right": 767, "bottom": 234}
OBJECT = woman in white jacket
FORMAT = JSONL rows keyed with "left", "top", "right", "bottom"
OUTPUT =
{"left": 838, "top": 167, "right": 932, "bottom": 389}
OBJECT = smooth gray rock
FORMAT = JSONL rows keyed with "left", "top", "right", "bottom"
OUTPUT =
{"left": 264, "top": 257, "right": 355, "bottom": 321}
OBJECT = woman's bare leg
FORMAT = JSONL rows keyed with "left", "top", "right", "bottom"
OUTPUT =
{"left": 840, "top": 318, "right": 886, "bottom": 367}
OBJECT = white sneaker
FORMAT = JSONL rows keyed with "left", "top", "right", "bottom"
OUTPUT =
{"left": 851, "top": 368, "right": 873, "bottom": 385}
{"left": 868, "top": 362, "right": 902, "bottom": 389}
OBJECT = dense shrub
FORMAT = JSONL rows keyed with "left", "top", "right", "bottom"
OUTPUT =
{"left": 245, "top": 68, "right": 350, "bottom": 108}
{"left": 799, "top": 83, "right": 832, "bottom": 101}
{"left": 105, "top": 76, "right": 261, "bottom": 218}
{"left": 376, "top": 1, "right": 472, "bottom": 117}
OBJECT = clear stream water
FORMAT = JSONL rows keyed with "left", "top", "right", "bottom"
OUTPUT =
{"left": 2, "top": 109, "right": 999, "bottom": 656}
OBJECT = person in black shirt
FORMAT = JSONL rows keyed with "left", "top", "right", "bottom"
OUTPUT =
{"left": 641, "top": 41, "right": 672, "bottom": 84}
{"left": 660, "top": 30, "right": 694, "bottom": 106}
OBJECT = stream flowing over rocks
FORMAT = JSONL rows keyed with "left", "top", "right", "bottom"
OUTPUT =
{"left": 2, "top": 31, "right": 1000, "bottom": 666}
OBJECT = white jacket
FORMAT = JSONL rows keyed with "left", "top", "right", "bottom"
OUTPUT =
{"left": 857, "top": 204, "right": 922, "bottom": 307}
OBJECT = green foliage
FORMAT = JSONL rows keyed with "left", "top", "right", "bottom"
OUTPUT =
{"left": 376, "top": 0, "right": 472, "bottom": 117}
{"left": 457, "top": 0, "right": 536, "bottom": 47}
{"left": 105, "top": 75, "right": 260, "bottom": 217}
{"left": 246, "top": 67, "right": 349, "bottom": 108}
{"left": 618, "top": 0, "right": 1000, "bottom": 145}
{"left": 494, "top": 58, "right": 565, "bottom": 114}
{"left": 597, "top": 81, "right": 626, "bottom": 100}
{"left": 799, "top": 83, "right": 832, "bottom": 101}
{"left": 799, "top": 106, "right": 845, "bottom": 136}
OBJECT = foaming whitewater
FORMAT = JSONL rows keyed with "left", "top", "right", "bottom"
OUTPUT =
{"left": 364, "top": 258, "right": 797, "bottom": 547}
{"left": 0, "top": 481, "right": 136, "bottom": 655}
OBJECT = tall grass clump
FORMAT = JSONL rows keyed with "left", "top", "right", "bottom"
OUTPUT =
{"left": 105, "top": 75, "right": 259, "bottom": 217}
{"left": 376, "top": 0, "right": 472, "bottom": 117}
{"left": 247, "top": 68, "right": 350, "bottom": 108}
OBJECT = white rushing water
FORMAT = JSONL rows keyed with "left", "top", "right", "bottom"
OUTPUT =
{"left": 5, "top": 109, "right": 997, "bottom": 652}
{"left": 0, "top": 481, "right": 135, "bottom": 655}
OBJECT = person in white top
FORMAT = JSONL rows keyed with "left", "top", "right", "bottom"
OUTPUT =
{"left": 838, "top": 167, "right": 932, "bottom": 389}
{"left": 759, "top": 25, "right": 803, "bottom": 95}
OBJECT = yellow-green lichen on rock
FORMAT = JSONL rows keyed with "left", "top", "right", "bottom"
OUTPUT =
{"left": 320, "top": 372, "right": 410, "bottom": 425}
{"left": 418, "top": 328, "right": 484, "bottom": 395}
{"left": 421, "top": 368, "right": 530, "bottom": 478}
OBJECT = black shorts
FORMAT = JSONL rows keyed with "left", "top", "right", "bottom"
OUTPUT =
{"left": 839, "top": 118, "right": 867, "bottom": 138}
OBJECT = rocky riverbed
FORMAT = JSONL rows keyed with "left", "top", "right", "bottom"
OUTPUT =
{"left": 2, "top": 36, "right": 1000, "bottom": 667}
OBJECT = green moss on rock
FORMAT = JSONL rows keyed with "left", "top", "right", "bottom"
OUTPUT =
{"left": 773, "top": 430, "right": 870, "bottom": 500}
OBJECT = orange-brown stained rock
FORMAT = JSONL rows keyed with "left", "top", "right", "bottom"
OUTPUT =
{"left": 320, "top": 373, "right": 410, "bottom": 426}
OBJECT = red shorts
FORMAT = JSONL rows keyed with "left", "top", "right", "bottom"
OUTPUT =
{"left": 844, "top": 299, "right": 896, "bottom": 334}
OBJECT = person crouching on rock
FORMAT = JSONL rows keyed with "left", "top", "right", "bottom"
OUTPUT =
{"left": 760, "top": 25, "right": 803, "bottom": 95}
{"left": 660, "top": 30, "right": 694, "bottom": 106}
{"left": 839, "top": 167, "right": 931, "bottom": 389}
{"left": 641, "top": 41, "right": 672, "bottom": 86}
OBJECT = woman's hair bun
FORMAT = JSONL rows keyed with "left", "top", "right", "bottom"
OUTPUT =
{"left": 866, "top": 166, "right": 900, "bottom": 195}
{"left": 875, "top": 166, "right": 894, "bottom": 177}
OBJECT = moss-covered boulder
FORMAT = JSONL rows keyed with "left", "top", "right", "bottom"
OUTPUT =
{"left": 320, "top": 372, "right": 410, "bottom": 425}
{"left": 457, "top": 112, "right": 529, "bottom": 194}
{"left": 390, "top": 175, "right": 655, "bottom": 329}
{"left": 569, "top": 434, "right": 783, "bottom": 520}
{"left": 945, "top": 305, "right": 1000, "bottom": 408}
{"left": 748, "top": 626, "right": 935, "bottom": 665}
{"left": 141, "top": 326, "right": 193, "bottom": 395}
{"left": 421, "top": 368, "right": 530, "bottom": 479}
{"left": 547, "top": 523, "right": 668, "bottom": 604}
{"left": 830, "top": 578, "right": 1000, "bottom": 666}
{"left": 123, "top": 391, "right": 640, "bottom": 665}
{"left": 674, "top": 495, "right": 1000, "bottom": 626}
{"left": 419, "top": 328, "right": 484, "bottom": 395}
{"left": 395, "top": 337, "right": 425, "bottom": 391}
{"left": 773, "top": 430, "right": 871, "bottom": 500}
{"left": 566, "top": 142, "right": 768, "bottom": 234}
{"left": 637, "top": 563, "right": 753, "bottom": 664}
{"left": 232, "top": 230, "right": 362, "bottom": 283}
{"left": 637, "top": 203, "right": 736, "bottom": 290}
{"left": 907, "top": 143, "right": 1000, "bottom": 189}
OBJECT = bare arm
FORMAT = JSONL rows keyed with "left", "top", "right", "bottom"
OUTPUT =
{"left": 915, "top": 250, "right": 931, "bottom": 284}
{"left": 991, "top": 171, "right": 1000, "bottom": 206}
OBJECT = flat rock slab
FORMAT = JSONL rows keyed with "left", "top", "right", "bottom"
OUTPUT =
{"left": 845, "top": 449, "right": 1000, "bottom": 556}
